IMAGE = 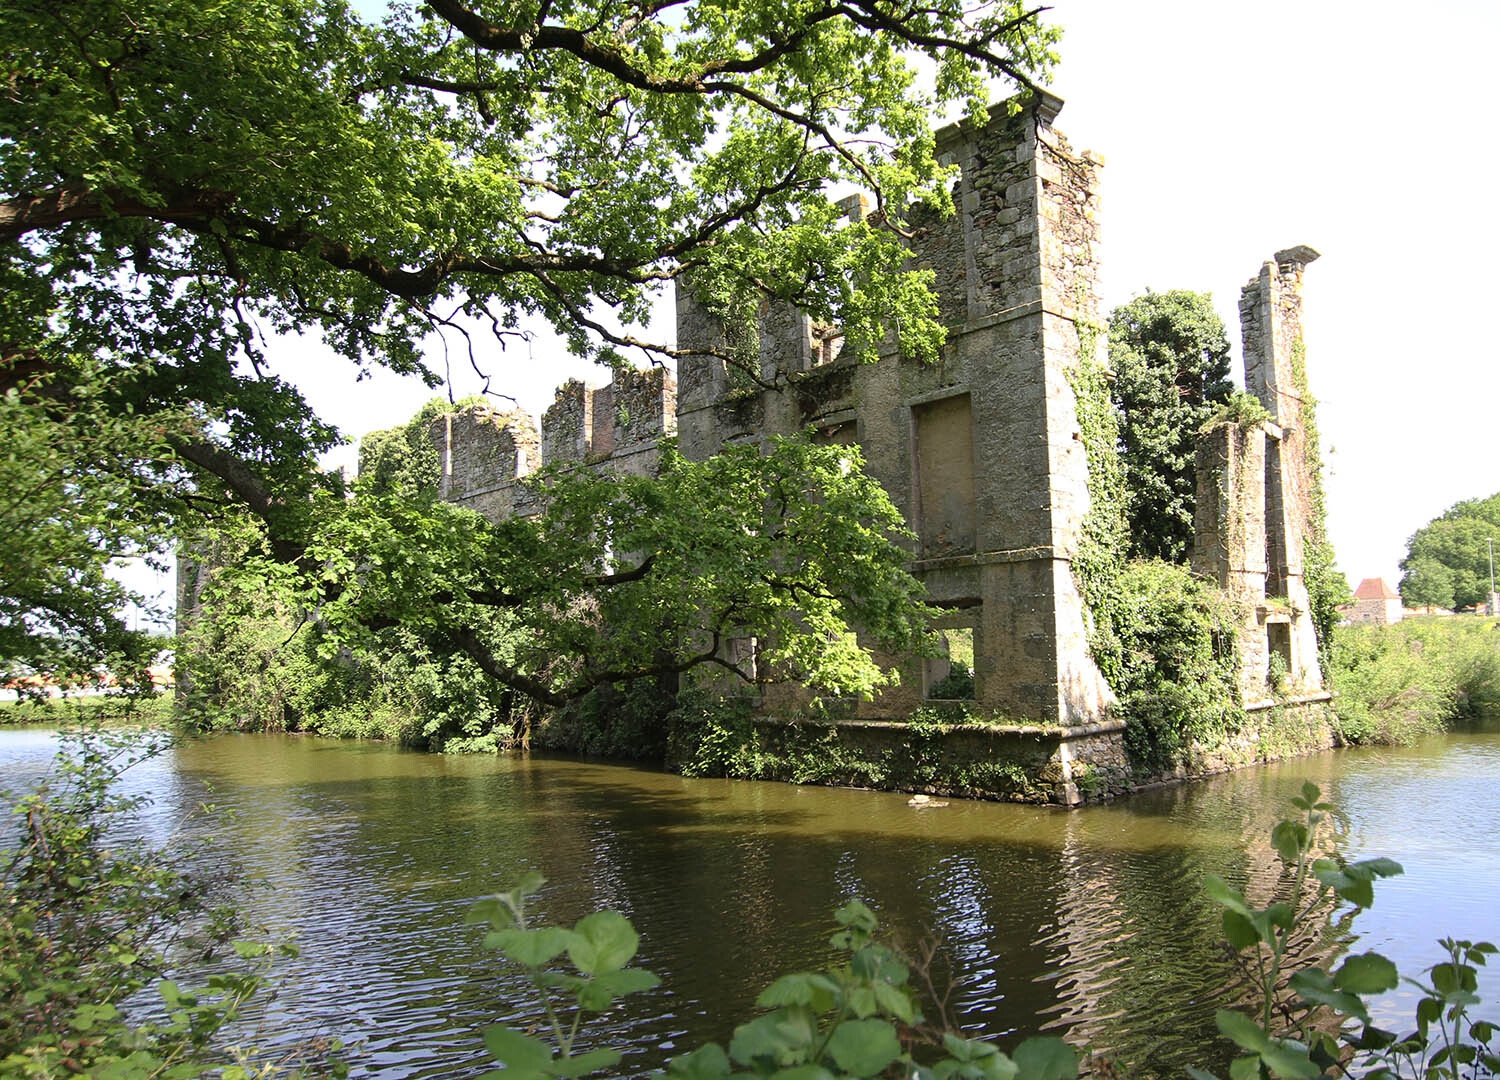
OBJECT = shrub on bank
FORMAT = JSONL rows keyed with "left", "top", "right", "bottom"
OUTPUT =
{"left": 0, "top": 691, "right": 173, "bottom": 728}
{"left": 1330, "top": 616, "right": 1500, "bottom": 743}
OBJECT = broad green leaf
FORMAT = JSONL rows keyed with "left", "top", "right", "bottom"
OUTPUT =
{"left": 847, "top": 985, "right": 879, "bottom": 1018}
{"left": 1348, "top": 857, "right": 1403, "bottom": 881}
{"left": 1227, "top": 1061, "right": 1260, "bottom": 1080}
{"left": 1432, "top": 961, "right": 1478, "bottom": 996}
{"left": 1271, "top": 820, "right": 1308, "bottom": 864}
{"left": 1222, "top": 912, "right": 1262, "bottom": 949}
{"left": 482, "top": 1026, "right": 553, "bottom": 1072}
{"left": 1333, "top": 952, "right": 1399, "bottom": 995}
{"left": 551, "top": 1048, "right": 621, "bottom": 1077}
{"left": 1215, "top": 1010, "right": 1270, "bottom": 1054}
{"left": 730, "top": 1010, "right": 817, "bottom": 1067}
{"left": 1185, "top": 1069, "right": 1221, "bottom": 1080}
{"left": 1257, "top": 1040, "right": 1320, "bottom": 1079}
{"left": 1289, "top": 968, "right": 1369, "bottom": 1022}
{"left": 578, "top": 967, "right": 661, "bottom": 1011}
{"left": 1350, "top": 1024, "right": 1398, "bottom": 1050}
{"left": 568, "top": 910, "right": 639, "bottom": 975}
{"left": 1011, "top": 1036, "right": 1077, "bottom": 1080}
{"left": 466, "top": 897, "right": 514, "bottom": 930}
{"left": 1417, "top": 995, "right": 1441, "bottom": 1035}
{"left": 834, "top": 900, "right": 878, "bottom": 934}
{"left": 768, "top": 1066, "right": 838, "bottom": 1080}
{"left": 1265, "top": 904, "right": 1294, "bottom": 931}
{"left": 872, "top": 979, "right": 918, "bottom": 1023}
{"left": 757, "top": 973, "right": 838, "bottom": 1012}
{"left": 666, "top": 1043, "right": 732, "bottom": 1080}
{"left": 486, "top": 927, "right": 574, "bottom": 967}
{"left": 1203, "top": 875, "right": 1253, "bottom": 918}
{"left": 825, "top": 1019, "right": 902, "bottom": 1075}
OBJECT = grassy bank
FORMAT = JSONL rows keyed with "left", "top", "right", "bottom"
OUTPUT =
{"left": 0, "top": 692, "right": 175, "bottom": 728}
{"left": 1330, "top": 615, "right": 1500, "bottom": 743}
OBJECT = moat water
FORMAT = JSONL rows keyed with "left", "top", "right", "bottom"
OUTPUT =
{"left": 3, "top": 727, "right": 1497, "bottom": 1077}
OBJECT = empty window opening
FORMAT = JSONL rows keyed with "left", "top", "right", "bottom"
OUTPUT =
{"left": 926, "top": 627, "right": 976, "bottom": 700}
{"left": 1266, "top": 622, "right": 1293, "bottom": 691}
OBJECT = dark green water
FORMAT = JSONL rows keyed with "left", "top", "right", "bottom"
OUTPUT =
{"left": 3, "top": 728, "right": 1497, "bottom": 1077}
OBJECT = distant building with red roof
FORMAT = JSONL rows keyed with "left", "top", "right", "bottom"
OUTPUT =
{"left": 1348, "top": 577, "right": 1403, "bottom": 625}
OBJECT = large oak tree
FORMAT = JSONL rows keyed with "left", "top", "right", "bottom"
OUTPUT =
{"left": 1, "top": 0, "right": 1056, "bottom": 688}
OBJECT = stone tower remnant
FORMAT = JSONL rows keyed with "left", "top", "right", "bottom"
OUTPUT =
{"left": 1193, "top": 247, "right": 1327, "bottom": 705}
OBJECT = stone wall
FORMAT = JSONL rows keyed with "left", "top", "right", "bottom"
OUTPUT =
{"left": 1233, "top": 247, "right": 1326, "bottom": 700}
{"left": 674, "top": 91, "right": 1115, "bottom": 726}
{"left": 427, "top": 367, "right": 677, "bottom": 517}
{"left": 666, "top": 715, "right": 1133, "bottom": 806}
{"left": 430, "top": 406, "right": 541, "bottom": 520}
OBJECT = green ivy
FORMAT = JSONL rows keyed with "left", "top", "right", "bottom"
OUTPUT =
{"left": 1289, "top": 342, "right": 1351, "bottom": 673}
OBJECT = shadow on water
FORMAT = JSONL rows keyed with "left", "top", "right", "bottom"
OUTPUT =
{"left": 6, "top": 730, "right": 1498, "bottom": 1078}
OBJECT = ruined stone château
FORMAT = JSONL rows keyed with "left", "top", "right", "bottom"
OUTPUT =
{"left": 427, "top": 92, "right": 1329, "bottom": 738}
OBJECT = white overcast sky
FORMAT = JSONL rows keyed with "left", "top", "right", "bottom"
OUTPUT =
{"left": 128, "top": 0, "right": 1499, "bottom": 622}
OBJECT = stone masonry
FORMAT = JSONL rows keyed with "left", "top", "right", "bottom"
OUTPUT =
{"left": 677, "top": 91, "right": 1114, "bottom": 725}
{"left": 421, "top": 93, "right": 1330, "bottom": 731}
{"left": 1193, "top": 248, "right": 1327, "bottom": 706}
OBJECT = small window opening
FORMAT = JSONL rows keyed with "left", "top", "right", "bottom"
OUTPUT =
{"left": 1267, "top": 622, "right": 1293, "bottom": 692}
{"left": 926, "top": 627, "right": 975, "bottom": 700}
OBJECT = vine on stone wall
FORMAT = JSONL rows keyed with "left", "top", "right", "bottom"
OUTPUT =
{"left": 1069, "top": 320, "right": 1245, "bottom": 771}
{"left": 1065, "top": 318, "right": 1130, "bottom": 689}
{"left": 1289, "top": 341, "right": 1350, "bottom": 672}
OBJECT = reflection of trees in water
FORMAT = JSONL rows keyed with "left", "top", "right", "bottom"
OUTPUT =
{"left": 91, "top": 737, "right": 1377, "bottom": 1079}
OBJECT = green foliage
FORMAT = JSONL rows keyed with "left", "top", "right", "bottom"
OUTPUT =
{"left": 465, "top": 873, "right": 662, "bottom": 1080}
{"left": 356, "top": 397, "right": 468, "bottom": 499}
{"left": 1091, "top": 560, "right": 1244, "bottom": 773}
{"left": 667, "top": 690, "right": 773, "bottom": 779}
{"left": 1400, "top": 492, "right": 1500, "bottom": 611}
{"left": 0, "top": 723, "right": 341, "bottom": 1078}
{"left": 313, "top": 432, "right": 935, "bottom": 711}
{"left": 539, "top": 677, "right": 677, "bottom": 760}
{"left": 2, "top": 0, "right": 1059, "bottom": 573}
{"left": 1202, "top": 391, "right": 1272, "bottom": 430}
{"left": 1107, "top": 291, "right": 1234, "bottom": 563}
{"left": 1196, "top": 782, "right": 1497, "bottom": 1080}
{"left": 666, "top": 697, "right": 1052, "bottom": 801}
{"left": 0, "top": 691, "right": 174, "bottom": 729}
{"left": 1330, "top": 617, "right": 1500, "bottom": 744}
{"left": 928, "top": 668, "right": 976, "bottom": 700}
{"left": 0, "top": 363, "right": 178, "bottom": 685}
{"left": 177, "top": 519, "right": 518, "bottom": 749}
{"left": 1287, "top": 342, "right": 1349, "bottom": 674}
{"left": 1402, "top": 557, "right": 1458, "bottom": 611}
{"left": 470, "top": 879, "right": 1078, "bottom": 1080}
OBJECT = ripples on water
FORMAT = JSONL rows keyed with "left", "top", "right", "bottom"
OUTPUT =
{"left": 3, "top": 728, "right": 1497, "bottom": 1078}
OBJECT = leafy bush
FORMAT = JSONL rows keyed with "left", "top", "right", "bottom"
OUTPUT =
{"left": 0, "top": 723, "right": 339, "bottom": 1077}
{"left": 0, "top": 691, "right": 173, "bottom": 728}
{"left": 177, "top": 520, "right": 520, "bottom": 749}
{"left": 927, "top": 667, "right": 975, "bottom": 700}
{"left": 1092, "top": 560, "right": 1244, "bottom": 772}
{"left": 1196, "top": 781, "right": 1497, "bottom": 1080}
{"left": 665, "top": 690, "right": 763, "bottom": 778}
{"left": 537, "top": 677, "right": 677, "bottom": 760}
{"left": 471, "top": 784, "right": 1497, "bottom": 1080}
{"left": 469, "top": 875, "right": 1079, "bottom": 1080}
{"left": 1330, "top": 617, "right": 1500, "bottom": 743}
